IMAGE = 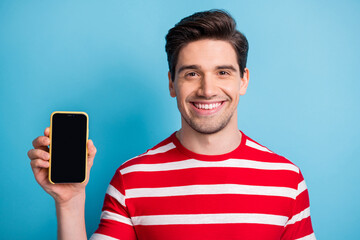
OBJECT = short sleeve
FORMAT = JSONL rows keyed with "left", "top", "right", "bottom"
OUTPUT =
{"left": 281, "top": 171, "right": 316, "bottom": 240}
{"left": 90, "top": 169, "right": 137, "bottom": 240}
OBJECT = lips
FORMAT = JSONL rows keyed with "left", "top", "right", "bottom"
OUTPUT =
{"left": 189, "top": 101, "right": 225, "bottom": 116}
{"left": 193, "top": 102, "right": 222, "bottom": 110}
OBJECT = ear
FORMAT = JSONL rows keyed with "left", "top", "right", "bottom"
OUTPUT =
{"left": 239, "top": 68, "right": 249, "bottom": 95}
{"left": 168, "top": 71, "right": 176, "bottom": 98}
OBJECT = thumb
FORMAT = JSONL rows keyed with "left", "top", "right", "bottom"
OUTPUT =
{"left": 87, "top": 139, "right": 97, "bottom": 168}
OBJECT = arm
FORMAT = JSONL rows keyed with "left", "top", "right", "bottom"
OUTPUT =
{"left": 90, "top": 169, "right": 137, "bottom": 240}
{"left": 56, "top": 193, "right": 87, "bottom": 240}
{"left": 28, "top": 127, "right": 97, "bottom": 240}
{"left": 281, "top": 171, "right": 316, "bottom": 240}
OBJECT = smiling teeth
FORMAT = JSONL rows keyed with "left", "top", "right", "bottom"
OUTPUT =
{"left": 194, "top": 102, "right": 221, "bottom": 110}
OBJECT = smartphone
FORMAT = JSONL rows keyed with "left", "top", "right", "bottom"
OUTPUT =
{"left": 49, "top": 111, "right": 88, "bottom": 184}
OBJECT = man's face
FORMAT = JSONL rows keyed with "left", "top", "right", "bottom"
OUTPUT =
{"left": 169, "top": 39, "right": 249, "bottom": 134}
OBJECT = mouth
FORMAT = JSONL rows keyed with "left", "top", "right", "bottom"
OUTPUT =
{"left": 190, "top": 101, "right": 225, "bottom": 115}
{"left": 192, "top": 102, "right": 223, "bottom": 110}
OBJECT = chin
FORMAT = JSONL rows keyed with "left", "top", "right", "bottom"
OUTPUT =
{"left": 189, "top": 121, "right": 229, "bottom": 135}
{"left": 181, "top": 110, "right": 235, "bottom": 135}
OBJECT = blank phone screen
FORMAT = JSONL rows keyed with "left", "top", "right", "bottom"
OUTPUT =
{"left": 50, "top": 113, "right": 87, "bottom": 183}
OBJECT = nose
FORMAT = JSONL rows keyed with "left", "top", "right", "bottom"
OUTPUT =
{"left": 197, "top": 74, "right": 217, "bottom": 98}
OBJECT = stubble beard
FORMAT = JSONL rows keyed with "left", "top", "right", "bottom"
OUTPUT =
{"left": 181, "top": 110, "right": 235, "bottom": 135}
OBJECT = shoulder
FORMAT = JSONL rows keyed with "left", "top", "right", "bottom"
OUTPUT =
{"left": 241, "top": 131, "right": 300, "bottom": 173}
{"left": 241, "top": 132, "right": 307, "bottom": 191}
{"left": 117, "top": 133, "right": 178, "bottom": 172}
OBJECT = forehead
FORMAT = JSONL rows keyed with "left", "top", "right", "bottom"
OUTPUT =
{"left": 176, "top": 39, "right": 239, "bottom": 70}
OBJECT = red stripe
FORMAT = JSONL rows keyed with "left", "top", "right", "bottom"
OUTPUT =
{"left": 293, "top": 190, "right": 311, "bottom": 215}
{"left": 102, "top": 195, "right": 129, "bottom": 218}
{"left": 121, "top": 147, "right": 297, "bottom": 169}
{"left": 127, "top": 194, "right": 293, "bottom": 217}
{"left": 282, "top": 216, "right": 314, "bottom": 239}
{"left": 123, "top": 167, "right": 299, "bottom": 189}
{"left": 134, "top": 223, "right": 284, "bottom": 240}
{"left": 94, "top": 219, "right": 137, "bottom": 240}
{"left": 108, "top": 169, "right": 126, "bottom": 196}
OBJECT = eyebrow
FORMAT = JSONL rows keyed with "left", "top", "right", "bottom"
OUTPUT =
{"left": 177, "top": 64, "right": 238, "bottom": 74}
{"left": 216, "top": 65, "right": 238, "bottom": 72}
{"left": 177, "top": 65, "right": 200, "bottom": 74}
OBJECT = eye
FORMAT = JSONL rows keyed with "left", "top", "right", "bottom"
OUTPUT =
{"left": 185, "top": 71, "right": 200, "bottom": 78}
{"left": 218, "top": 70, "right": 230, "bottom": 76}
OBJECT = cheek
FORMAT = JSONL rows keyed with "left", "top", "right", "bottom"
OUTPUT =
{"left": 176, "top": 82, "right": 193, "bottom": 100}
{"left": 174, "top": 86, "right": 186, "bottom": 104}
{"left": 221, "top": 83, "right": 241, "bottom": 99}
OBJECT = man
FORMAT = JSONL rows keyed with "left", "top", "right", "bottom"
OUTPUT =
{"left": 28, "top": 10, "right": 315, "bottom": 240}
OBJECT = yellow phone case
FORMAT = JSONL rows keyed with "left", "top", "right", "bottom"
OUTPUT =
{"left": 49, "top": 111, "right": 89, "bottom": 184}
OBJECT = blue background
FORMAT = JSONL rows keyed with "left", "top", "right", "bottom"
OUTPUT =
{"left": 1, "top": 0, "right": 359, "bottom": 239}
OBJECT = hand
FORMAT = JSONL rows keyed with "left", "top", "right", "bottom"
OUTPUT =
{"left": 28, "top": 127, "right": 97, "bottom": 205}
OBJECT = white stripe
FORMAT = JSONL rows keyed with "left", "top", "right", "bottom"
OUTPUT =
{"left": 121, "top": 142, "right": 176, "bottom": 166}
{"left": 100, "top": 210, "right": 133, "bottom": 226}
{"left": 90, "top": 233, "right": 119, "bottom": 240}
{"left": 295, "top": 233, "right": 316, "bottom": 240}
{"left": 120, "top": 158, "right": 299, "bottom": 175}
{"left": 246, "top": 139, "right": 272, "bottom": 153}
{"left": 143, "top": 142, "right": 176, "bottom": 156}
{"left": 126, "top": 184, "right": 297, "bottom": 200}
{"left": 131, "top": 213, "right": 288, "bottom": 226}
{"left": 106, "top": 184, "right": 126, "bottom": 207}
{"left": 297, "top": 180, "right": 307, "bottom": 196}
{"left": 285, "top": 207, "right": 311, "bottom": 226}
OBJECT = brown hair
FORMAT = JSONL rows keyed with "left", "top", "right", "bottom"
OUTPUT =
{"left": 165, "top": 9, "right": 249, "bottom": 81}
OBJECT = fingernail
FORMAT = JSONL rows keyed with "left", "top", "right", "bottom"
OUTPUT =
{"left": 44, "top": 153, "right": 49, "bottom": 159}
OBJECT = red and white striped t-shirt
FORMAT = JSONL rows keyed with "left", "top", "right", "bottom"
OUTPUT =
{"left": 91, "top": 131, "right": 315, "bottom": 240}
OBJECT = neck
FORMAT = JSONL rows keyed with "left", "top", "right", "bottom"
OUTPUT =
{"left": 176, "top": 116, "right": 241, "bottom": 155}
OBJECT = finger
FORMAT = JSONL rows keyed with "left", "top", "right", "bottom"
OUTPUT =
{"left": 28, "top": 149, "right": 50, "bottom": 161}
{"left": 44, "top": 127, "right": 50, "bottom": 137}
{"left": 84, "top": 140, "right": 96, "bottom": 184}
{"left": 30, "top": 159, "right": 50, "bottom": 169}
{"left": 32, "top": 136, "right": 50, "bottom": 149}
{"left": 87, "top": 139, "right": 97, "bottom": 159}
{"left": 87, "top": 139, "right": 97, "bottom": 168}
